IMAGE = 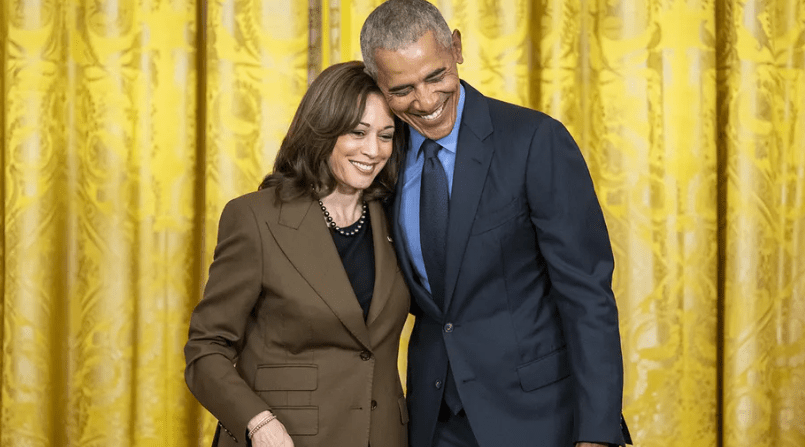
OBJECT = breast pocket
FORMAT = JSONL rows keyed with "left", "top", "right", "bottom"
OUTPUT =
{"left": 470, "top": 198, "right": 524, "bottom": 235}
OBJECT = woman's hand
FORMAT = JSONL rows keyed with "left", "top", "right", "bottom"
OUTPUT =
{"left": 248, "top": 411, "right": 294, "bottom": 447}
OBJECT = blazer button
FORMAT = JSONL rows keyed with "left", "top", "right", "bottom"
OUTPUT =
{"left": 360, "top": 350, "right": 372, "bottom": 360}
{"left": 371, "top": 400, "right": 378, "bottom": 410}
{"left": 434, "top": 380, "right": 442, "bottom": 389}
{"left": 444, "top": 323, "right": 454, "bottom": 333}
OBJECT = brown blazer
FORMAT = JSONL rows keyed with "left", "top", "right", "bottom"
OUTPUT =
{"left": 185, "top": 187, "right": 410, "bottom": 447}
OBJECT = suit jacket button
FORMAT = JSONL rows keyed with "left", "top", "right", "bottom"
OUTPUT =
{"left": 435, "top": 380, "right": 442, "bottom": 389}
{"left": 371, "top": 400, "right": 378, "bottom": 410}
{"left": 444, "top": 323, "right": 453, "bottom": 333}
{"left": 360, "top": 350, "right": 372, "bottom": 360}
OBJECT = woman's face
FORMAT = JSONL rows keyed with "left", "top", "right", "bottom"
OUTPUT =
{"left": 329, "top": 93, "right": 396, "bottom": 194}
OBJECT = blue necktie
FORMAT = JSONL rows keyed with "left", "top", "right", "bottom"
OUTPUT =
{"left": 419, "top": 139, "right": 462, "bottom": 414}
{"left": 419, "top": 139, "right": 448, "bottom": 310}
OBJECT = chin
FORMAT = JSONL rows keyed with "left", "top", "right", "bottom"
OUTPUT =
{"left": 423, "top": 128, "right": 450, "bottom": 140}
{"left": 416, "top": 121, "right": 451, "bottom": 139}
{"left": 348, "top": 181, "right": 373, "bottom": 192}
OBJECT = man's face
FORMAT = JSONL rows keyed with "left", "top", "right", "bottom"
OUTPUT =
{"left": 373, "top": 30, "right": 463, "bottom": 141}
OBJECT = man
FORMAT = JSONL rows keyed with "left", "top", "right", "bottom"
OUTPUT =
{"left": 360, "top": 1, "right": 632, "bottom": 447}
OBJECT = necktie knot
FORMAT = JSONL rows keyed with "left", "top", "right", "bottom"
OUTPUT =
{"left": 421, "top": 139, "right": 442, "bottom": 161}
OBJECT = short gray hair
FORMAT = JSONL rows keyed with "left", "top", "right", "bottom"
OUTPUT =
{"left": 360, "top": 0, "right": 453, "bottom": 79}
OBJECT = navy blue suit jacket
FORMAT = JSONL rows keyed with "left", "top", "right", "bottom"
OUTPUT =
{"left": 392, "top": 82, "right": 628, "bottom": 447}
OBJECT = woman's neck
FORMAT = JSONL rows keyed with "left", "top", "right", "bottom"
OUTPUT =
{"left": 320, "top": 188, "right": 363, "bottom": 227}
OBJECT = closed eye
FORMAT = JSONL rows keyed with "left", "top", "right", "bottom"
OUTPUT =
{"left": 389, "top": 89, "right": 411, "bottom": 97}
{"left": 424, "top": 68, "right": 447, "bottom": 83}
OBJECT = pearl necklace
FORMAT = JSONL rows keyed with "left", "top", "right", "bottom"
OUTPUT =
{"left": 318, "top": 200, "right": 367, "bottom": 236}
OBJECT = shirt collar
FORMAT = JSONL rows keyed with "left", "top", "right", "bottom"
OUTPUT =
{"left": 409, "top": 83, "right": 466, "bottom": 157}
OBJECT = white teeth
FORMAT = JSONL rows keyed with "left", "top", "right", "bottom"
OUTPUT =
{"left": 422, "top": 103, "right": 444, "bottom": 120}
{"left": 351, "top": 161, "right": 373, "bottom": 172}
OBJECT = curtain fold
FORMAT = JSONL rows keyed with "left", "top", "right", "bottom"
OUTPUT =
{"left": 719, "top": 1, "right": 805, "bottom": 446}
{"left": 576, "top": 1, "right": 721, "bottom": 445}
{"left": 2, "top": 0, "right": 200, "bottom": 445}
{"left": 321, "top": 0, "right": 384, "bottom": 69}
{"left": 1, "top": 1, "right": 803, "bottom": 446}
{"left": 3, "top": 1, "right": 74, "bottom": 443}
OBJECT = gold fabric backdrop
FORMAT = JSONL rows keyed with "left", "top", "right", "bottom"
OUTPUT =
{"left": 1, "top": 1, "right": 803, "bottom": 446}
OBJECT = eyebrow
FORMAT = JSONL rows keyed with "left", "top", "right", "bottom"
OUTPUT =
{"left": 387, "top": 68, "right": 446, "bottom": 93}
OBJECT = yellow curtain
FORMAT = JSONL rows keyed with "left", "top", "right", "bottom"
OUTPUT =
{"left": 2, "top": 0, "right": 202, "bottom": 445}
{"left": 1, "top": 1, "right": 803, "bottom": 446}
{"left": 719, "top": 1, "right": 805, "bottom": 446}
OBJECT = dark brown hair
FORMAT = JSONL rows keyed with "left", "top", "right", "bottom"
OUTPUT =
{"left": 259, "top": 61, "right": 404, "bottom": 203}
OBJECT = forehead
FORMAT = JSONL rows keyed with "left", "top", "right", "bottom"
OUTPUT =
{"left": 373, "top": 31, "right": 453, "bottom": 85}
{"left": 360, "top": 93, "right": 394, "bottom": 121}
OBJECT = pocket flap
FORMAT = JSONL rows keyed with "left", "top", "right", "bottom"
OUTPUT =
{"left": 271, "top": 406, "right": 319, "bottom": 436}
{"left": 470, "top": 198, "right": 523, "bottom": 235}
{"left": 516, "top": 347, "right": 570, "bottom": 391}
{"left": 255, "top": 365, "right": 318, "bottom": 391}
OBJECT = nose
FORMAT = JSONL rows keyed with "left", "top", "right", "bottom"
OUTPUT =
{"left": 414, "top": 85, "right": 439, "bottom": 112}
{"left": 361, "top": 135, "right": 379, "bottom": 158}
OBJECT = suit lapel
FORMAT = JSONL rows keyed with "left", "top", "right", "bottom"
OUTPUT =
{"left": 366, "top": 201, "right": 396, "bottom": 326}
{"left": 267, "top": 198, "right": 371, "bottom": 350}
{"left": 444, "top": 82, "right": 495, "bottom": 311}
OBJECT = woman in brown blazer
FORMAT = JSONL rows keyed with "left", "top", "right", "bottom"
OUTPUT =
{"left": 185, "top": 61, "right": 410, "bottom": 447}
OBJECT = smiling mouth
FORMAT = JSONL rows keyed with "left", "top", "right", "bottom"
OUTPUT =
{"left": 350, "top": 160, "right": 374, "bottom": 173}
{"left": 419, "top": 101, "right": 445, "bottom": 121}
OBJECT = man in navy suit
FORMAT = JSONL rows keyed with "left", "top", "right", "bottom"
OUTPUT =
{"left": 360, "top": 1, "right": 631, "bottom": 446}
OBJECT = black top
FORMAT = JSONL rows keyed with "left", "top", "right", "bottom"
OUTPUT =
{"left": 330, "top": 214, "right": 375, "bottom": 320}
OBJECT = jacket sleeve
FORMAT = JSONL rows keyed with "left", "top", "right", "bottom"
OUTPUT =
{"left": 525, "top": 117, "right": 626, "bottom": 445}
{"left": 184, "top": 198, "right": 270, "bottom": 443}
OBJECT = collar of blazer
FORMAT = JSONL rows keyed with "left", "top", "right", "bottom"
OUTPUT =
{"left": 265, "top": 196, "right": 398, "bottom": 350}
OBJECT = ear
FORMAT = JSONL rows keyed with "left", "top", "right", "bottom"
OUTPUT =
{"left": 451, "top": 29, "right": 463, "bottom": 64}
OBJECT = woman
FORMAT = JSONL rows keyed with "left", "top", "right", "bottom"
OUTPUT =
{"left": 184, "top": 61, "right": 410, "bottom": 447}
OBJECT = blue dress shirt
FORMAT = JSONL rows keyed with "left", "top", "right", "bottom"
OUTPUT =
{"left": 399, "top": 84, "right": 466, "bottom": 294}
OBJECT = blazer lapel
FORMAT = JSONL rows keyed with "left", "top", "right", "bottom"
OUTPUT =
{"left": 444, "top": 82, "right": 495, "bottom": 312}
{"left": 267, "top": 198, "right": 372, "bottom": 350}
{"left": 366, "top": 201, "right": 396, "bottom": 326}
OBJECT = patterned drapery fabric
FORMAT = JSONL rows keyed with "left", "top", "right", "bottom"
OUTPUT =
{"left": 1, "top": 1, "right": 802, "bottom": 446}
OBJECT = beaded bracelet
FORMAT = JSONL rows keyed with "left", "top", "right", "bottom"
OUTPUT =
{"left": 248, "top": 413, "right": 277, "bottom": 439}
